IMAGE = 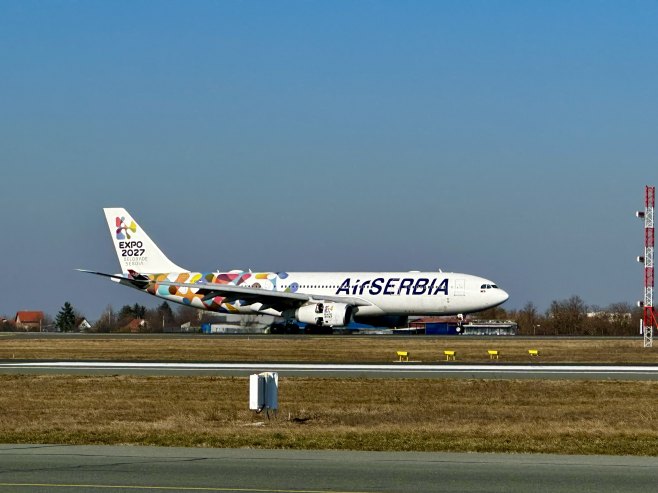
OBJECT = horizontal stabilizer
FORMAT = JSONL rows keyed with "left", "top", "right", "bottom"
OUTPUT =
{"left": 76, "top": 269, "right": 150, "bottom": 289}
{"left": 76, "top": 269, "right": 128, "bottom": 281}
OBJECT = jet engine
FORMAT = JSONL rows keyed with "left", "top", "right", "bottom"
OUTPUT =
{"left": 296, "top": 302, "right": 352, "bottom": 327}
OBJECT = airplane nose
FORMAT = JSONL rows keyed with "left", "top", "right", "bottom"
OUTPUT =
{"left": 499, "top": 289, "right": 510, "bottom": 303}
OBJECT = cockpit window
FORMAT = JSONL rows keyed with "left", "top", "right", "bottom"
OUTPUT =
{"left": 481, "top": 284, "right": 487, "bottom": 289}
{"left": 492, "top": 285, "right": 498, "bottom": 288}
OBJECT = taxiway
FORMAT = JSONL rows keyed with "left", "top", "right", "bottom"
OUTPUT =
{"left": 0, "top": 444, "right": 656, "bottom": 493}
{"left": 1, "top": 361, "right": 658, "bottom": 380}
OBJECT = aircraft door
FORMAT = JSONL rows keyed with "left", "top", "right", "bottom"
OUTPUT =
{"left": 454, "top": 279, "right": 465, "bottom": 296}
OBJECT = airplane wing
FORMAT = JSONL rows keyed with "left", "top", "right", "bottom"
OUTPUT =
{"left": 77, "top": 269, "right": 372, "bottom": 311}
{"left": 154, "top": 280, "right": 372, "bottom": 309}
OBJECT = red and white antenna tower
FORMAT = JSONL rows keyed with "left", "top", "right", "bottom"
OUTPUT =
{"left": 637, "top": 185, "right": 656, "bottom": 348}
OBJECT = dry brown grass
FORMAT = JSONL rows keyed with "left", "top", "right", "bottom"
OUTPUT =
{"left": 1, "top": 335, "right": 657, "bottom": 363}
{"left": 1, "top": 375, "right": 657, "bottom": 455}
{"left": 3, "top": 335, "right": 656, "bottom": 455}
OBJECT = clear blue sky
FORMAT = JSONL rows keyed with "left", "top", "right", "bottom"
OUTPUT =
{"left": 1, "top": 1, "right": 656, "bottom": 320}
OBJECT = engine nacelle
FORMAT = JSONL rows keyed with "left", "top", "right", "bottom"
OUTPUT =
{"left": 296, "top": 302, "right": 352, "bottom": 327}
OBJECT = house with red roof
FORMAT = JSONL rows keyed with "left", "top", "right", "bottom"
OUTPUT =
{"left": 15, "top": 311, "right": 45, "bottom": 331}
{"left": 124, "top": 318, "right": 146, "bottom": 333}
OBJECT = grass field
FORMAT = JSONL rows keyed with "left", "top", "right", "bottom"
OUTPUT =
{"left": 1, "top": 334, "right": 657, "bottom": 363}
{"left": 1, "top": 335, "right": 657, "bottom": 455}
{"left": 1, "top": 374, "right": 657, "bottom": 455}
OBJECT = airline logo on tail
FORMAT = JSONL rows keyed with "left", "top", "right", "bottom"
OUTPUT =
{"left": 115, "top": 216, "right": 137, "bottom": 240}
{"left": 114, "top": 215, "right": 147, "bottom": 267}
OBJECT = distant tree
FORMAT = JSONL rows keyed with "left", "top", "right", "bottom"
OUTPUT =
{"left": 175, "top": 304, "right": 203, "bottom": 326}
{"left": 117, "top": 306, "right": 133, "bottom": 328}
{"left": 143, "top": 302, "right": 176, "bottom": 333}
{"left": 516, "top": 301, "right": 543, "bottom": 335}
{"left": 117, "top": 303, "right": 147, "bottom": 327}
{"left": 545, "top": 295, "right": 587, "bottom": 335}
{"left": 43, "top": 314, "right": 55, "bottom": 331}
{"left": 157, "top": 301, "right": 175, "bottom": 325}
{"left": 607, "top": 302, "right": 634, "bottom": 336}
{"left": 631, "top": 305, "right": 644, "bottom": 336}
{"left": 55, "top": 302, "right": 76, "bottom": 332}
{"left": 93, "top": 305, "right": 117, "bottom": 333}
{"left": 131, "top": 303, "right": 146, "bottom": 319}
{"left": 0, "top": 316, "right": 14, "bottom": 332}
{"left": 585, "top": 302, "right": 635, "bottom": 336}
{"left": 582, "top": 306, "right": 604, "bottom": 336}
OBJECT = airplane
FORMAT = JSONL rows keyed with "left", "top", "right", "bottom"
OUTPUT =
{"left": 79, "top": 208, "right": 509, "bottom": 329}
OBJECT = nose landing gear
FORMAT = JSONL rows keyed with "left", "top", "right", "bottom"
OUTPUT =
{"left": 456, "top": 313, "right": 464, "bottom": 334}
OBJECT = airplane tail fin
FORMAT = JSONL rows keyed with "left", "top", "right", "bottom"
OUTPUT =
{"left": 103, "top": 208, "right": 187, "bottom": 274}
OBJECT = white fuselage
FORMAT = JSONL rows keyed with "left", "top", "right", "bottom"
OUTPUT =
{"left": 281, "top": 272, "right": 507, "bottom": 316}
{"left": 151, "top": 271, "right": 509, "bottom": 318}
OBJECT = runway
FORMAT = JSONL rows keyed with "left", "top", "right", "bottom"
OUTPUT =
{"left": 0, "top": 444, "right": 656, "bottom": 493}
{"left": 2, "top": 361, "right": 658, "bottom": 380}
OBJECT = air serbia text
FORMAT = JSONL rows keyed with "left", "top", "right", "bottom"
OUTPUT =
{"left": 336, "top": 277, "right": 449, "bottom": 296}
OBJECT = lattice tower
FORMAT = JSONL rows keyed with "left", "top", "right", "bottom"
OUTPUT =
{"left": 637, "top": 186, "right": 655, "bottom": 348}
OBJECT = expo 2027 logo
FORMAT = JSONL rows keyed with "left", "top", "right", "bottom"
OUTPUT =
{"left": 115, "top": 216, "right": 137, "bottom": 240}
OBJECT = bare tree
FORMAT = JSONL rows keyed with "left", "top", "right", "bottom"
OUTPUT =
{"left": 516, "top": 301, "right": 541, "bottom": 335}
{"left": 93, "top": 305, "right": 118, "bottom": 333}
{"left": 1, "top": 316, "right": 15, "bottom": 332}
{"left": 175, "top": 304, "right": 203, "bottom": 326}
{"left": 546, "top": 295, "right": 587, "bottom": 335}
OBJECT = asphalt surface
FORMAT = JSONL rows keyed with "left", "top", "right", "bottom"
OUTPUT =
{"left": 1, "top": 360, "right": 658, "bottom": 380}
{"left": 0, "top": 444, "right": 656, "bottom": 493}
